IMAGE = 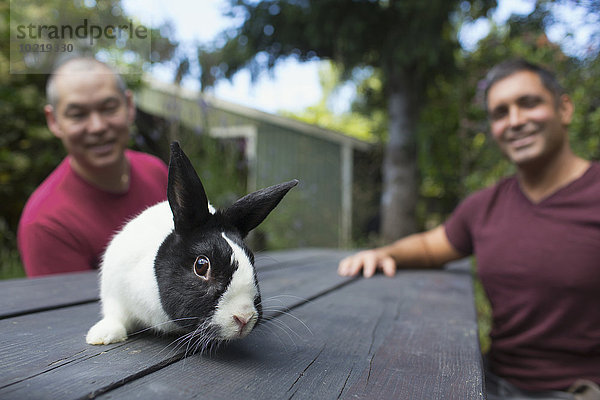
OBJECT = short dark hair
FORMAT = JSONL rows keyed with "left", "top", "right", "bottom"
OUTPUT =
{"left": 46, "top": 56, "right": 128, "bottom": 109}
{"left": 482, "top": 59, "right": 565, "bottom": 110}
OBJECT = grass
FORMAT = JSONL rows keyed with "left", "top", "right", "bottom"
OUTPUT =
{"left": 0, "top": 246, "right": 26, "bottom": 279}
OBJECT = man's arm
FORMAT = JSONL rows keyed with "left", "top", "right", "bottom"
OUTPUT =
{"left": 337, "top": 225, "right": 465, "bottom": 278}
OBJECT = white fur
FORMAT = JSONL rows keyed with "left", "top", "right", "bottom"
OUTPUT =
{"left": 212, "top": 233, "right": 259, "bottom": 339}
{"left": 86, "top": 201, "right": 175, "bottom": 345}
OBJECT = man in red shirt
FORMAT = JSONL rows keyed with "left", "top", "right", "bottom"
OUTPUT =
{"left": 338, "top": 59, "right": 600, "bottom": 399}
{"left": 18, "top": 57, "right": 168, "bottom": 277}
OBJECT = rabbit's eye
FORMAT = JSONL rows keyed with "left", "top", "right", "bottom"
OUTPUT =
{"left": 193, "top": 255, "right": 211, "bottom": 280}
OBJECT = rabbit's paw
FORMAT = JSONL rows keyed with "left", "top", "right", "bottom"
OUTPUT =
{"left": 86, "top": 318, "right": 128, "bottom": 345}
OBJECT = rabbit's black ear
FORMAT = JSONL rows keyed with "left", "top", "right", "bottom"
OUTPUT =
{"left": 167, "top": 142, "right": 210, "bottom": 234}
{"left": 224, "top": 180, "right": 299, "bottom": 238}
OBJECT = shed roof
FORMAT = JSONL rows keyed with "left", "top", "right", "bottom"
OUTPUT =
{"left": 138, "top": 78, "right": 373, "bottom": 151}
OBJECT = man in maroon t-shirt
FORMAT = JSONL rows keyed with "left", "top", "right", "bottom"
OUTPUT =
{"left": 18, "top": 57, "right": 168, "bottom": 277}
{"left": 338, "top": 59, "right": 600, "bottom": 399}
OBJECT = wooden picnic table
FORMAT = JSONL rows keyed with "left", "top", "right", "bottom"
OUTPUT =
{"left": 0, "top": 248, "right": 484, "bottom": 399}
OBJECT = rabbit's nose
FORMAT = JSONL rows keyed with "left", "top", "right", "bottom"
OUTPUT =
{"left": 233, "top": 314, "right": 249, "bottom": 330}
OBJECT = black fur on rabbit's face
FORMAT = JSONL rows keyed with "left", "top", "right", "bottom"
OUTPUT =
{"left": 155, "top": 142, "right": 298, "bottom": 343}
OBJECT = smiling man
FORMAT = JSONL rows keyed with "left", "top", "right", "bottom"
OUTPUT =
{"left": 18, "top": 57, "right": 168, "bottom": 277}
{"left": 338, "top": 59, "right": 600, "bottom": 399}
{"left": 485, "top": 65, "right": 590, "bottom": 203}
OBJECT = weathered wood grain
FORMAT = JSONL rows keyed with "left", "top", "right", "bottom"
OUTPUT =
{"left": 254, "top": 248, "right": 355, "bottom": 271}
{"left": 0, "top": 271, "right": 99, "bottom": 319}
{"left": 341, "top": 271, "right": 484, "bottom": 399}
{"left": 257, "top": 251, "right": 356, "bottom": 316}
{"left": 0, "top": 302, "right": 113, "bottom": 390}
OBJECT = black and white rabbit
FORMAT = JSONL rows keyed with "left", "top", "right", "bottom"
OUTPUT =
{"left": 86, "top": 142, "right": 298, "bottom": 349}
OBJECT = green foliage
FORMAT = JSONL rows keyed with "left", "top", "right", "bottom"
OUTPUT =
{"left": 351, "top": 69, "right": 388, "bottom": 141}
{"left": 201, "top": 0, "right": 494, "bottom": 92}
{"left": 1, "top": 0, "right": 61, "bottom": 278}
{"left": 279, "top": 62, "right": 384, "bottom": 142}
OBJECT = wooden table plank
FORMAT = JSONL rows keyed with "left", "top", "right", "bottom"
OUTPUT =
{"left": 0, "top": 271, "right": 99, "bottom": 319}
{"left": 341, "top": 271, "right": 484, "bottom": 399}
{"left": 254, "top": 248, "right": 354, "bottom": 270}
{"left": 257, "top": 250, "right": 355, "bottom": 315}
{"left": 0, "top": 302, "right": 109, "bottom": 389}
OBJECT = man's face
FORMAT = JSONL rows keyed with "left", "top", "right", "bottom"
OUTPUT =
{"left": 486, "top": 70, "right": 573, "bottom": 167}
{"left": 45, "top": 68, "right": 134, "bottom": 172}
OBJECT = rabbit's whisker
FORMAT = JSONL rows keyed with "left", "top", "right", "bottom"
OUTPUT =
{"left": 263, "top": 294, "right": 311, "bottom": 303}
{"left": 256, "top": 320, "right": 300, "bottom": 349}
{"left": 258, "top": 302, "right": 312, "bottom": 338}
{"left": 259, "top": 318, "right": 303, "bottom": 344}
{"left": 129, "top": 317, "right": 199, "bottom": 337}
{"left": 154, "top": 331, "right": 195, "bottom": 361}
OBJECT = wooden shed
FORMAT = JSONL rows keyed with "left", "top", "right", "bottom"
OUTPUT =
{"left": 135, "top": 79, "right": 374, "bottom": 249}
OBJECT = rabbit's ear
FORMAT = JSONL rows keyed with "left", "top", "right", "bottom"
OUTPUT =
{"left": 224, "top": 180, "right": 298, "bottom": 238}
{"left": 167, "top": 142, "right": 210, "bottom": 234}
